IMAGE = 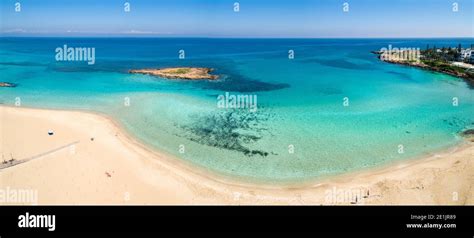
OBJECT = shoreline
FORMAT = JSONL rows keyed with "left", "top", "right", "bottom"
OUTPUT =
{"left": 372, "top": 51, "right": 474, "bottom": 87}
{"left": 1, "top": 105, "right": 473, "bottom": 204}
{"left": 1, "top": 104, "right": 468, "bottom": 189}
{"left": 385, "top": 60, "right": 474, "bottom": 87}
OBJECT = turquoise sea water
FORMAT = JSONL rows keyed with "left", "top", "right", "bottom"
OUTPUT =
{"left": 1, "top": 37, "right": 473, "bottom": 183}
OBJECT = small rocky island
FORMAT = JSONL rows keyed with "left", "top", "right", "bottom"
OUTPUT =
{"left": 129, "top": 67, "right": 218, "bottom": 80}
{"left": 0, "top": 82, "right": 16, "bottom": 87}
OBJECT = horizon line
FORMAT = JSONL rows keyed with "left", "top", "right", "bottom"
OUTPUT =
{"left": 1, "top": 35, "right": 474, "bottom": 40}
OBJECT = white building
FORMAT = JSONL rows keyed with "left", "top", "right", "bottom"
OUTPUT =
{"left": 460, "top": 48, "right": 473, "bottom": 61}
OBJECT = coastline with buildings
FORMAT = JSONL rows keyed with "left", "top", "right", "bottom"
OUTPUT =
{"left": 373, "top": 44, "right": 474, "bottom": 86}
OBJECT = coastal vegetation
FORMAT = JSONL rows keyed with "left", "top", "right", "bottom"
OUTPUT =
{"left": 374, "top": 44, "right": 474, "bottom": 87}
{"left": 172, "top": 68, "right": 192, "bottom": 74}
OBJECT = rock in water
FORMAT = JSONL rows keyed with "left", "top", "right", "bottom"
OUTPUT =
{"left": 129, "top": 67, "right": 218, "bottom": 80}
{"left": 0, "top": 82, "right": 16, "bottom": 87}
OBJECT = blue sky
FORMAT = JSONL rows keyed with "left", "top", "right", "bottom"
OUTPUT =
{"left": 0, "top": 0, "right": 473, "bottom": 37}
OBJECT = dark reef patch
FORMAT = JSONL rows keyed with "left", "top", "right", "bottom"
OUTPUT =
{"left": 443, "top": 117, "right": 470, "bottom": 128}
{"left": 162, "top": 60, "right": 291, "bottom": 93}
{"left": 195, "top": 73, "right": 290, "bottom": 93}
{"left": 204, "top": 79, "right": 289, "bottom": 93}
{"left": 385, "top": 71, "right": 417, "bottom": 82}
{"left": 299, "top": 58, "right": 375, "bottom": 70}
{"left": 178, "top": 110, "right": 272, "bottom": 157}
{"left": 460, "top": 129, "right": 474, "bottom": 136}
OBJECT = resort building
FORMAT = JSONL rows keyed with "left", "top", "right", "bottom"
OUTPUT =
{"left": 460, "top": 48, "right": 473, "bottom": 62}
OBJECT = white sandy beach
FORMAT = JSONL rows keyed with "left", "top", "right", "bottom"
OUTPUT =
{"left": 0, "top": 105, "right": 473, "bottom": 205}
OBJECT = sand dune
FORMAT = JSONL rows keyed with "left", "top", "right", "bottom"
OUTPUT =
{"left": 1, "top": 106, "right": 472, "bottom": 205}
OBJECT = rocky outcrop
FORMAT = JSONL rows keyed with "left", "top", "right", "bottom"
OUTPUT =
{"left": 0, "top": 82, "right": 16, "bottom": 87}
{"left": 129, "top": 67, "right": 218, "bottom": 80}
